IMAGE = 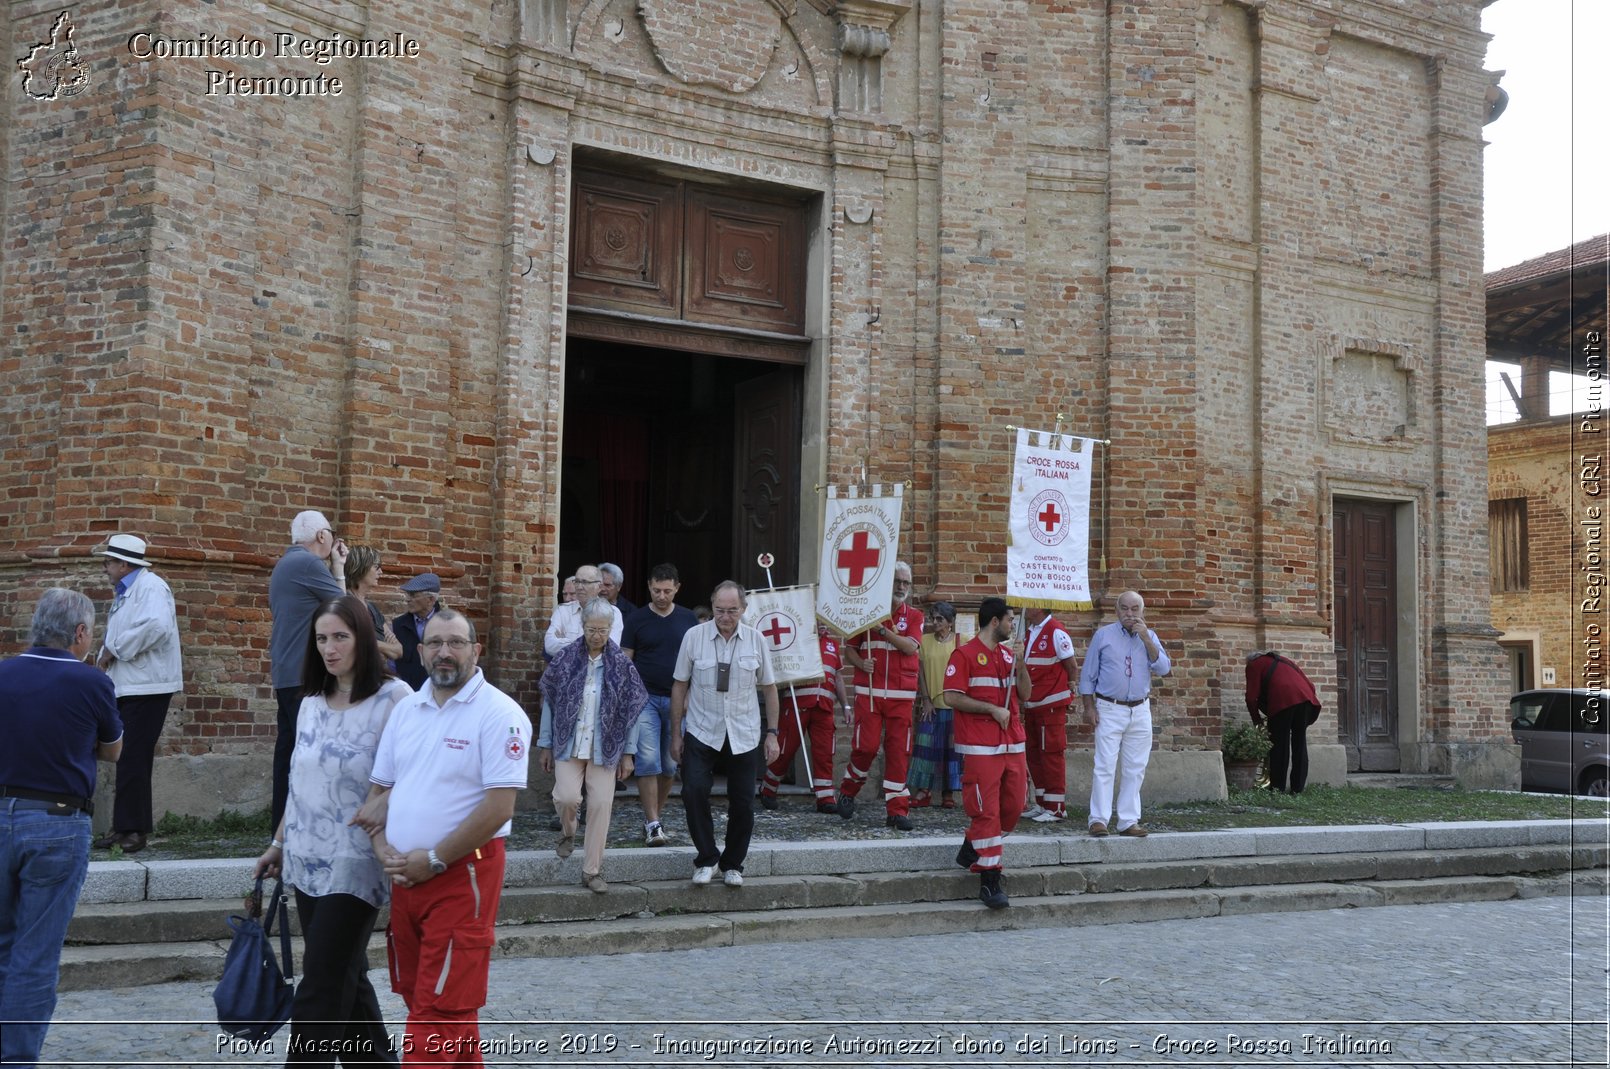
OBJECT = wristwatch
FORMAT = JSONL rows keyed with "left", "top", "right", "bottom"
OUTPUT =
{"left": 427, "top": 848, "right": 447, "bottom": 875}
{"left": 764, "top": 727, "right": 779, "bottom": 736}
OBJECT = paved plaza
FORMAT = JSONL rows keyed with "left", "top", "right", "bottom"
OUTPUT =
{"left": 39, "top": 896, "right": 1608, "bottom": 1068}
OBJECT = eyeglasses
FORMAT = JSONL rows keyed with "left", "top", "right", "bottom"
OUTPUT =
{"left": 582, "top": 627, "right": 611, "bottom": 637}
{"left": 423, "top": 637, "right": 473, "bottom": 651}
{"left": 712, "top": 607, "right": 743, "bottom": 617}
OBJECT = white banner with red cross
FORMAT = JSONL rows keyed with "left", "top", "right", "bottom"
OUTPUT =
{"left": 816, "top": 483, "right": 903, "bottom": 639}
{"left": 743, "top": 584, "right": 823, "bottom": 689}
{"left": 1007, "top": 427, "right": 1095, "bottom": 611}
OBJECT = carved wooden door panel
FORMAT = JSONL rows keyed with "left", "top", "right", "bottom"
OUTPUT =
{"left": 1333, "top": 499, "right": 1400, "bottom": 771}
{"left": 648, "top": 409, "right": 724, "bottom": 604}
{"left": 569, "top": 171, "right": 681, "bottom": 317}
{"left": 733, "top": 370, "right": 802, "bottom": 587}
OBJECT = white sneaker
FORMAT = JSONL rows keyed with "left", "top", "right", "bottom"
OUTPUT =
{"left": 1031, "top": 809, "right": 1062, "bottom": 823}
{"left": 1021, "top": 803, "right": 1047, "bottom": 819}
{"left": 644, "top": 821, "right": 668, "bottom": 846}
{"left": 691, "top": 865, "right": 715, "bottom": 886}
{"left": 722, "top": 869, "right": 744, "bottom": 887}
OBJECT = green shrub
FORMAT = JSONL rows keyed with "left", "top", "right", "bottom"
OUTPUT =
{"left": 1221, "top": 720, "right": 1272, "bottom": 763}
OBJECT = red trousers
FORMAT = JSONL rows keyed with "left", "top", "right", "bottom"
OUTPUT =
{"left": 961, "top": 751, "right": 1027, "bottom": 872}
{"left": 837, "top": 697, "right": 914, "bottom": 816}
{"left": 1025, "top": 705, "right": 1069, "bottom": 816}
{"left": 387, "top": 837, "right": 506, "bottom": 1067}
{"left": 764, "top": 704, "right": 836, "bottom": 805}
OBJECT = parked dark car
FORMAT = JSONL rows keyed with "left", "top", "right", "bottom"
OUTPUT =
{"left": 1509, "top": 689, "right": 1609, "bottom": 797}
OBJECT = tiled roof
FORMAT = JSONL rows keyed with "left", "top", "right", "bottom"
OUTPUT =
{"left": 1486, "top": 233, "right": 1609, "bottom": 290}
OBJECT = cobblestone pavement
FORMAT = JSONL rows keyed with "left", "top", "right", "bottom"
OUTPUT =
{"left": 41, "top": 896, "right": 1607, "bottom": 1068}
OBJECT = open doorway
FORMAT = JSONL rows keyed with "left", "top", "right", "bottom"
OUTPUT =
{"left": 558, "top": 338, "right": 802, "bottom": 608}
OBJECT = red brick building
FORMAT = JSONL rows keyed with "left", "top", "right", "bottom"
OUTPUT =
{"left": 2, "top": 0, "right": 1514, "bottom": 815}
{"left": 1486, "top": 235, "right": 1610, "bottom": 697}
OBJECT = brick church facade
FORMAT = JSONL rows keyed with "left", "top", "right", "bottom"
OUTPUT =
{"left": 2, "top": 0, "right": 1515, "bottom": 814}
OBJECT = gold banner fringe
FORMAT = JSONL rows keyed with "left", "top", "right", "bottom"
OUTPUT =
{"left": 1008, "top": 598, "right": 1095, "bottom": 612}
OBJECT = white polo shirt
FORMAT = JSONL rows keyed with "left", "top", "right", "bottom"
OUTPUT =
{"left": 673, "top": 620, "right": 776, "bottom": 754}
{"left": 371, "top": 668, "right": 531, "bottom": 852}
{"left": 544, "top": 602, "right": 623, "bottom": 659}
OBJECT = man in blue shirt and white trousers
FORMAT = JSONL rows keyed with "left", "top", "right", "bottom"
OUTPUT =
{"left": 1079, "top": 591, "right": 1169, "bottom": 838}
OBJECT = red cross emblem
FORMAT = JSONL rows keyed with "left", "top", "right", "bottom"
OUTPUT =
{"left": 834, "top": 524, "right": 885, "bottom": 594}
{"left": 1028, "top": 489, "right": 1070, "bottom": 547}
{"left": 505, "top": 736, "right": 525, "bottom": 760}
{"left": 759, "top": 612, "right": 796, "bottom": 652}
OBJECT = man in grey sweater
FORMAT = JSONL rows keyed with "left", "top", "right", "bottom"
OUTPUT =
{"left": 267, "top": 510, "right": 347, "bottom": 827}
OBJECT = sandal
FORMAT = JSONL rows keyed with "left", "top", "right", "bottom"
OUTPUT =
{"left": 940, "top": 793, "right": 956, "bottom": 809}
{"left": 910, "top": 790, "right": 932, "bottom": 808}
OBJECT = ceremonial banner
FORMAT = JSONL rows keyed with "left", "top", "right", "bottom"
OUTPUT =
{"left": 1007, "top": 427, "right": 1095, "bottom": 610}
{"left": 743, "top": 584, "right": 823, "bottom": 689}
{"left": 816, "top": 483, "right": 903, "bottom": 638}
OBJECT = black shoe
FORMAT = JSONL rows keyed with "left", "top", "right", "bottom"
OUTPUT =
{"left": 979, "top": 870, "right": 1009, "bottom": 910}
{"left": 885, "top": 813, "right": 914, "bottom": 831}
{"left": 759, "top": 793, "right": 779, "bottom": 811}
{"left": 836, "top": 793, "right": 856, "bottom": 820}
{"left": 816, "top": 802, "right": 840, "bottom": 815}
{"left": 955, "top": 836, "right": 979, "bottom": 869}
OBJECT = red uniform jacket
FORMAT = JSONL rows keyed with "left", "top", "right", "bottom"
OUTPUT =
{"left": 944, "top": 636, "right": 1026, "bottom": 755}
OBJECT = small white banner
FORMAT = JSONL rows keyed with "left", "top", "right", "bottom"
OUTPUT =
{"left": 1007, "top": 427, "right": 1095, "bottom": 610}
{"left": 816, "top": 483, "right": 903, "bottom": 639}
{"left": 743, "top": 584, "right": 823, "bottom": 689}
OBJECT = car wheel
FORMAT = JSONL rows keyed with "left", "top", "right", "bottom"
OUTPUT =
{"left": 1582, "top": 768, "right": 1609, "bottom": 798}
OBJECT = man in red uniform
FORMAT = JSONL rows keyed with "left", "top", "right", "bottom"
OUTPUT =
{"left": 1021, "top": 607, "right": 1079, "bottom": 821}
{"left": 943, "top": 597, "right": 1030, "bottom": 909}
{"left": 837, "top": 561, "right": 924, "bottom": 830}
{"left": 761, "top": 626, "right": 848, "bottom": 813}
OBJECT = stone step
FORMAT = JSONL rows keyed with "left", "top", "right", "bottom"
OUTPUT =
{"left": 59, "top": 838, "right": 1609, "bottom": 991}
{"left": 74, "top": 818, "right": 1610, "bottom": 908}
{"left": 1345, "top": 772, "right": 1457, "bottom": 789}
{"left": 64, "top": 842, "right": 1606, "bottom": 946}
{"left": 58, "top": 866, "right": 1606, "bottom": 992}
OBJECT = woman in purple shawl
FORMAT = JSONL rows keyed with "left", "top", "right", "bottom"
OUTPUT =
{"left": 537, "top": 597, "right": 648, "bottom": 892}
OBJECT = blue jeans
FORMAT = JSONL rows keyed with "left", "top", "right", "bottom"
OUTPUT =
{"left": 631, "top": 694, "right": 677, "bottom": 777}
{"left": 0, "top": 798, "right": 91, "bottom": 1066}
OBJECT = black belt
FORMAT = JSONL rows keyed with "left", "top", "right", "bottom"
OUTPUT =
{"left": 1095, "top": 693, "right": 1148, "bottom": 708}
{"left": 0, "top": 785, "right": 93, "bottom": 816}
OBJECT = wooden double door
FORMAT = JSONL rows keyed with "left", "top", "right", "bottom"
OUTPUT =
{"left": 558, "top": 344, "right": 801, "bottom": 603}
{"left": 559, "top": 167, "right": 813, "bottom": 601}
{"left": 1333, "top": 499, "right": 1400, "bottom": 771}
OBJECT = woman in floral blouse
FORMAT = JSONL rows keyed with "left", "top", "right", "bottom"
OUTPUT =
{"left": 257, "top": 595, "right": 410, "bottom": 1065}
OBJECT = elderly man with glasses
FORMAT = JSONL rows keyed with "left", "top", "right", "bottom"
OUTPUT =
{"left": 267, "top": 510, "right": 347, "bottom": 828}
{"left": 543, "top": 564, "right": 621, "bottom": 659}
{"left": 669, "top": 581, "right": 780, "bottom": 887}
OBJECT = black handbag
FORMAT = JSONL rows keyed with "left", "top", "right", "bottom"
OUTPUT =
{"left": 213, "top": 877, "right": 295, "bottom": 1042}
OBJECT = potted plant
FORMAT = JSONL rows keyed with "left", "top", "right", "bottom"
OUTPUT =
{"left": 1220, "top": 719, "right": 1271, "bottom": 791}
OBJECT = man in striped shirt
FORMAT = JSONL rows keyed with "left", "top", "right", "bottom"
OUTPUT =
{"left": 943, "top": 597, "right": 1031, "bottom": 909}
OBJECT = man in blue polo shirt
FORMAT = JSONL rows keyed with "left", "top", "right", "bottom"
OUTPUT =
{"left": 0, "top": 588, "right": 124, "bottom": 1065}
{"left": 621, "top": 563, "right": 698, "bottom": 846}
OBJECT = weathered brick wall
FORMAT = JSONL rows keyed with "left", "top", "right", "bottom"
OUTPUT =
{"left": 1489, "top": 418, "right": 1576, "bottom": 687}
{"left": 1, "top": 0, "right": 1509, "bottom": 806}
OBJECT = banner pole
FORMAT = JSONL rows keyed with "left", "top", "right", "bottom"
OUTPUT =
{"left": 756, "top": 551, "right": 816, "bottom": 801}
{"left": 787, "top": 683, "right": 813, "bottom": 796}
